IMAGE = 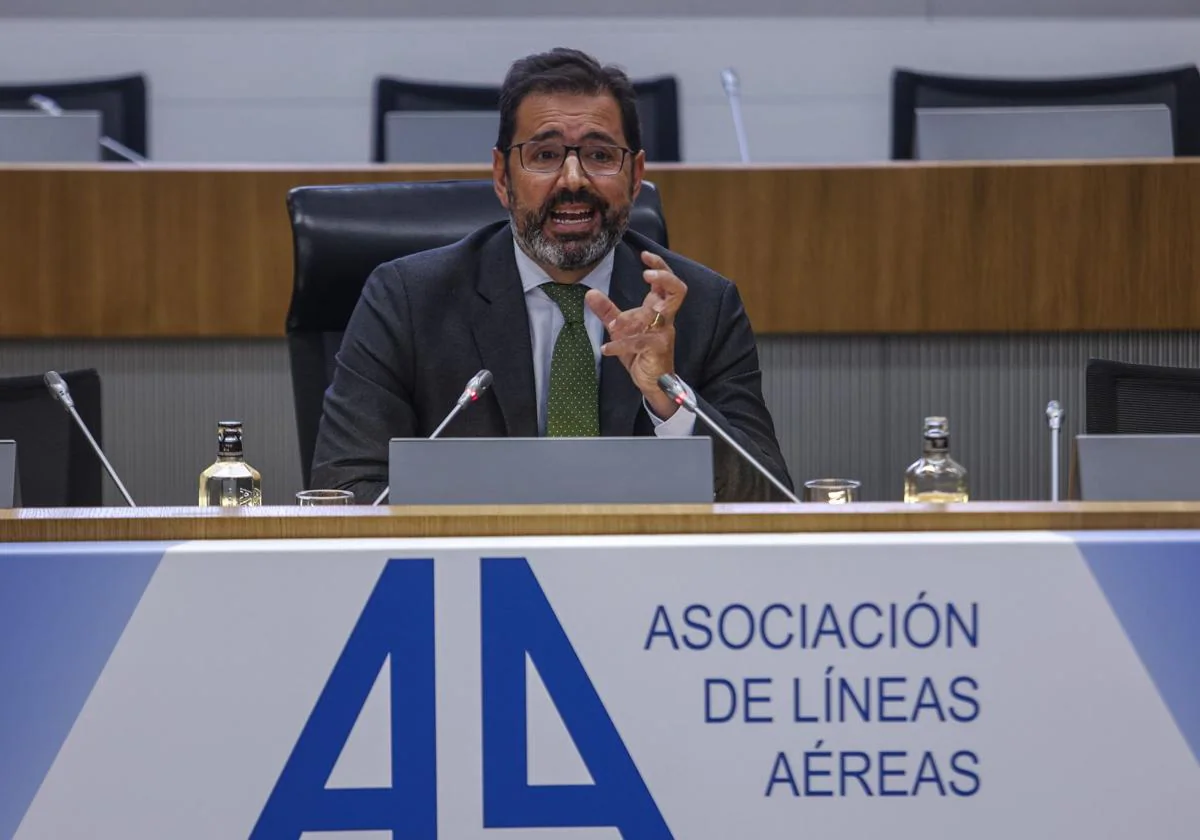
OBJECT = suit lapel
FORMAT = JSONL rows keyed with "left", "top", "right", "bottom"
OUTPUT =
{"left": 469, "top": 226, "right": 539, "bottom": 437}
{"left": 599, "top": 240, "right": 646, "bottom": 437}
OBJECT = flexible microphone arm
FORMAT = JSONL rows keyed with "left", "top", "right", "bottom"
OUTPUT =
{"left": 721, "top": 68, "right": 751, "bottom": 164}
{"left": 27, "top": 94, "right": 148, "bottom": 164}
{"left": 44, "top": 371, "right": 138, "bottom": 507}
{"left": 372, "top": 370, "right": 493, "bottom": 507}
{"left": 657, "top": 373, "right": 800, "bottom": 504}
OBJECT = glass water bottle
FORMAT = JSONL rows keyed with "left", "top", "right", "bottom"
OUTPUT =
{"left": 199, "top": 421, "right": 262, "bottom": 507}
{"left": 903, "top": 416, "right": 969, "bottom": 503}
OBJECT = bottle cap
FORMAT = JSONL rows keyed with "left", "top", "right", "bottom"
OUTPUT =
{"left": 923, "top": 416, "right": 949, "bottom": 449}
{"left": 217, "top": 421, "right": 244, "bottom": 456}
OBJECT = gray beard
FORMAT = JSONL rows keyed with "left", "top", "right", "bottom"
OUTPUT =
{"left": 510, "top": 216, "right": 623, "bottom": 271}
{"left": 508, "top": 190, "right": 631, "bottom": 272}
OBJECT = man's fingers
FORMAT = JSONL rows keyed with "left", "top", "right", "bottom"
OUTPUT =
{"left": 644, "top": 267, "right": 686, "bottom": 302}
{"left": 602, "top": 331, "right": 666, "bottom": 357}
{"left": 584, "top": 288, "right": 623, "bottom": 325}
{"left": 641, "top": 252, "right": 687, "bottom": 316}
{"left": 605, "top": 307, "right": 654, "bottom": 338}
{"left": 641, "top": 251, "right": 669, "bottom": 270}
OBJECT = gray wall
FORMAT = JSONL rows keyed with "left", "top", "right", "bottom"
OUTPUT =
{"left": 5, "top": 333, "right": 1200, "bottom": 507}
{"left": 2, "top": 15, "right": 1199, "bottom": 163}
{"left": 4, "top": 11, "right": 1198, "bottom": 505}
{"left": 3, "top": 0, "right": 1200, "bottom": 16}
{"left": 760, "top": 333, "right": 1200, "bottom": 502}
{"left": 0, "top": 341, "right": 301, "bottom": 507}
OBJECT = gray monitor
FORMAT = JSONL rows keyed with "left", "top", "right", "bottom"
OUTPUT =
{"left": 384, "top": 110, "right": 500, "bottom": 163}
{"left": 0, "top": 111, "right": 101, "bottom": 162}
{"left": 0, "top": 440, "right": 18, "bottom": 508}
{"left": 1077, "top": 434, "right": 1200, "bottom": 501}
{"left": 388, "top": 436, "right": 713, "bottom": 505}
{"left": 915, "top": 104, "right": 1174, "bottom": 162}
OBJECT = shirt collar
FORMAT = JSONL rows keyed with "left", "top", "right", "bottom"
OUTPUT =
{"left": 513, "top": 234, "right": 615, "bottom": 298}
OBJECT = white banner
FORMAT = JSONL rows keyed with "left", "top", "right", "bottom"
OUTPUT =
{"left": 5, "top": 532, "right": 1199, "bottom": 839}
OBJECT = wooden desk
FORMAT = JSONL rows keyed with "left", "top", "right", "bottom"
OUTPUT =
{"left": 3, "top": 501, "right": 1198, "bottom": 837}
{"left": 2, "top": 159, "right": 1198, "bottom": 338}
{"left": 3, "top": 501, "right": 1200, "bottom": 541}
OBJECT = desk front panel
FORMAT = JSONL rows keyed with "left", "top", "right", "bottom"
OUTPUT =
{"left": 2, "top": 529, "right": 1196, "bottom": 838}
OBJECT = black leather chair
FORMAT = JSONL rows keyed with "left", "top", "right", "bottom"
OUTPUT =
{"left": 891, "top": 65, "right": 1200, "bottom": 159}
{"left": 372, "top": 75, "right": 681, "bottom": 163}
{"left": 0, "top": 73, "right": 148, "bottom": 161}
{"left": 285, "top": 178, "right": 669, "bottom": 489}
{"left": 0, "top": 369, "right": 103, "bottom": 506}
{"left": 1086, "top": 358, "right": 1200, "bottom": 435}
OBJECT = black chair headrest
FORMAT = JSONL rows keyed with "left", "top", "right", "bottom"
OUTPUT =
{"left": 285, "top": 178, "right": 667, "bottom": 334}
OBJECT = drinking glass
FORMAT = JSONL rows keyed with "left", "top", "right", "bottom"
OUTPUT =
{"left": 296, "top": 489, "right": 355, "bottom": 506}
{"left": 802, "top": 478, "right": 860, "bottom": 504}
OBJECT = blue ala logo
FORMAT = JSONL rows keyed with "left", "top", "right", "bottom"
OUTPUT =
{"left": 251, "top": 557, "right": 673, "bottom": 839}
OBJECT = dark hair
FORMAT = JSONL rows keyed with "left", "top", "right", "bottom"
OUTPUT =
{"left": 497, "top": 47, "right": 642, "bottom": 154}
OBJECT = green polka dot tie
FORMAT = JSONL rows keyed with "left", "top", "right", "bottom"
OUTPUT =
{"left": 540, "top": 281, "right": 599, "bottom": 437}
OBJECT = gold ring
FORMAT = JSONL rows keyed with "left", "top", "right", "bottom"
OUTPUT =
{"left": 649, "top": 311, "right": 664, "bottom": 329}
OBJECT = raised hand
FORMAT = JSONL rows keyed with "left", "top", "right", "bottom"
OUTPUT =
{"left": 585, "top": 251, "right": 688, "bottom": 419}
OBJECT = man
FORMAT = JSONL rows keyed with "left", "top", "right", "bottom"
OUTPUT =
{"left": 311, "top": 48, "right": 792, "bottom": 503}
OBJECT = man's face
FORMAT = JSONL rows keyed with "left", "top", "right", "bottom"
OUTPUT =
{"left": 493, "top": 91, "right": 645, "bottom": 274}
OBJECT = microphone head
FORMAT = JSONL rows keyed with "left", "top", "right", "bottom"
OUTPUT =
{"left": 473, "top": 369, "right": 493, "bottom": 395}
{"left": 1046, "top": 400, "right": 1063, "bottom": 427}
{"left": 656, "top": 373, "right": 688, "bottom": 405}
{"left": 462, "top": 369, "right": 494, "bottom": 403}
{"left": 721, "top": 68, "right": 740, "bottom": 95}
{"left": 44, "top": 370, "right": 74, "bottom": 409}
{"left": 28, "top": 94, "right": 63, "bottom": 116}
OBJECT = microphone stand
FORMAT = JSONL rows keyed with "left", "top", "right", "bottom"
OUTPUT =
{"left": 1046, "top": 401, "right": 1063, "bottom": 502}
{"left": 99, "top": 136, "right": 148, "bottom": 165}
{"left": 44, "top": 372, "right": 137, "bottom": 506}
{"left": 721, "top": 68, "right": 751, "bottom": 164}
{"left": 657, "top": 373, "right": 800, "bottom": 504}
{"left": 27, "top": 94, "right": 147, "bottom": 164}
{"left": 372, "top": 371, "right": 493, "bottom": 507}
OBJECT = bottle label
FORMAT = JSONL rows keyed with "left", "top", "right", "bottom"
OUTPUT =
{"left": 218, "top": 429, "right": 244, "bottom": 456}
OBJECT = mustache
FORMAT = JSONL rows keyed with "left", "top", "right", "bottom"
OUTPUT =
{"left": 539, "top": 189, "right": 607, "bottom": 218}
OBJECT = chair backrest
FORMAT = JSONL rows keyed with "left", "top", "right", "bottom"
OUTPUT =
{"left": 891, "top": 65, "right": 1200, "bottom": 160}
{"left": 1085, "top": 358, "right": 1200, "bottom": 435}
{"left": 372, "top": 75, "right": 681, "bottom": 163}
{"left": 0, "top": 369, "right": 103, "bottom": 506}
{"left": 284, "top": 178, "right": 670, "bottom": 489}
{"left": 0, "top": 73, "right": 148, "bottom": 161}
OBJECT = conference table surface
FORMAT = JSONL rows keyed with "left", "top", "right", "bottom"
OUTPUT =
{"left": 3, "top": 501, "right": 1200, "bottom": 542}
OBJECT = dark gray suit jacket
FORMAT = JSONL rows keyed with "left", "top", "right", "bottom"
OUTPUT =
{"left": 311, "top": 221, "right": 793, "bottom": 503}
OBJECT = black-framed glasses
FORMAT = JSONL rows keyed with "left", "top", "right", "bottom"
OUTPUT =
{"left": 507, "top": 140, "right": 632, "bottom": 176}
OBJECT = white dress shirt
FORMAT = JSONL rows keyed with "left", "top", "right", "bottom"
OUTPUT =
{"left": 513, "top": 240, "right": 696, "bottom": 437}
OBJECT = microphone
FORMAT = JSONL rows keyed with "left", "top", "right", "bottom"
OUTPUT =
{"left": 1045, "top": 400, "right": 1064, "bottom": 502}
{"left": 657, "top": 373, "right": 801, "bottom": 504}
{"left": 720, "top": 68, "right": 751, "bottom": 164}
{"left": 27, "top": 94, "right": 63, "bottom": 116}
{"left": 43, "top": 370, "right": 137, "bottom": 507}
{"left": 372, "top": 369, "right": 493, "bottom": 506}
{"left": 27, "top": 93, "right": 148, "bottom": 164}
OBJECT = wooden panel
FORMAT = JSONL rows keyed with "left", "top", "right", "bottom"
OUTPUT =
{"left": 3, "top": 501, "right": 1200, "bottom": 541}
{"left": 650, "top": 161, "right": 1200, "bottom": 333}
{"left": 2, "top": 160, "right": 1199, "bottom": 337}
{"left": 0, "top": 164, "right": 485, "bottom": 338}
